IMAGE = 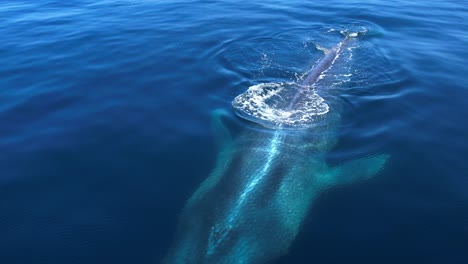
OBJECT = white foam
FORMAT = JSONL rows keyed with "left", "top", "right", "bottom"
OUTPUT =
{"left": 232, "top": 82, "right": 329, "bottom": 129}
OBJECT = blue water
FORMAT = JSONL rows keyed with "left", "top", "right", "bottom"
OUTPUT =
{"left": 1, "top": 0, "right": 467, "bottom": 263}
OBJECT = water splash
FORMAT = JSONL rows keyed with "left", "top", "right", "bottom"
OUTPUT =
{"left": 232, "top": 82, "right": 329, "bottom": 129}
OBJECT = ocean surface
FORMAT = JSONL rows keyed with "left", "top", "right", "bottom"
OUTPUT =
{"left": 1, "top": 0, "right": 467, "bottom": 263}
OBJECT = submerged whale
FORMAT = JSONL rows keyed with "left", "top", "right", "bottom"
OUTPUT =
{"left": 164, "top": 32, "right": 388, "bottom": 264}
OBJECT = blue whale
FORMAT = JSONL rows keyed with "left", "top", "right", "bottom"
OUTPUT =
{"left": 164, "top": 32, "right": 388, "bottom": 264}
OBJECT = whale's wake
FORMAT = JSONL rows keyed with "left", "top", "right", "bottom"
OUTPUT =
{"left": 232, "top": 29, "right": 363, "bottom": 129}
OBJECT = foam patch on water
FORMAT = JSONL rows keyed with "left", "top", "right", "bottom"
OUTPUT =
{"left": 232, "top": 82, "right": 329, "bottom": 129}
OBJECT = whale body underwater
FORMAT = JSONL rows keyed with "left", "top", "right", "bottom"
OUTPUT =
{"left": 164, "top": 33, "right": 389, "bottom": 264}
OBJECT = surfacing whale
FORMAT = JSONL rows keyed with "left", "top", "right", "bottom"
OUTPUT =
{"left": 164, "top": 31, "right": 388, "bottom": 264}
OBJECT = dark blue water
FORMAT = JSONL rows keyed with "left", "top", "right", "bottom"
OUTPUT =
{"left": 1, "top": 0, "right": 467, "bottom": 263}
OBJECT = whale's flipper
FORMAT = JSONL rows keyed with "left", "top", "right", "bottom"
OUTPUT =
{"left": 186, "top": 109, "right": 235, "bottom": 206}
{"left": 320, "top": 154, "right": 389, "bottom": 187}
{"left": 211, "top": 108, "right": 233, "bottom": 150}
